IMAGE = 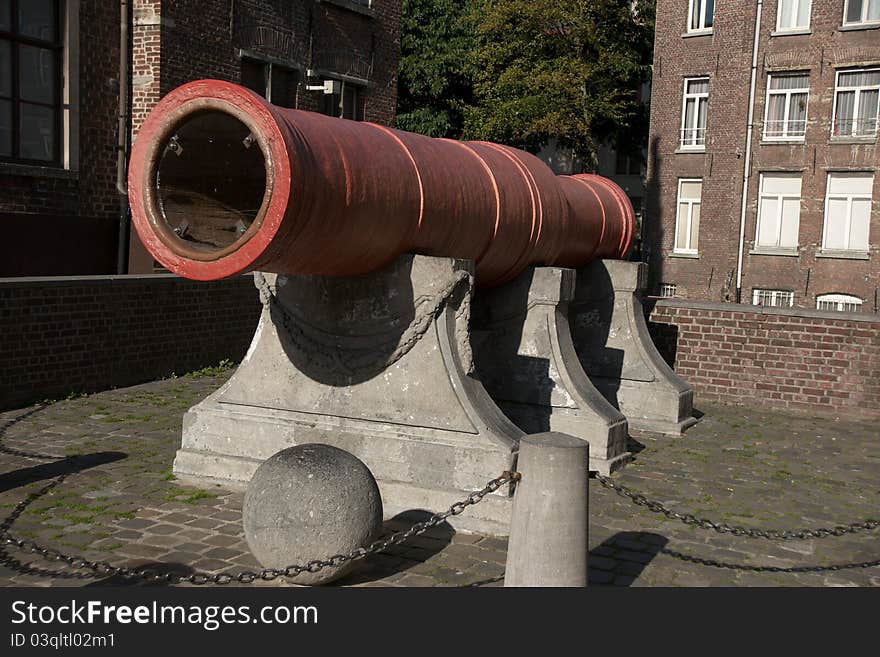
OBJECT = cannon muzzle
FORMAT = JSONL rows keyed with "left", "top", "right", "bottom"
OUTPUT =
{"left": 129, "top": 80, "right": 634, "bottom": 285}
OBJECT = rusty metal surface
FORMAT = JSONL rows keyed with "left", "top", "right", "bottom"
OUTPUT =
{"left": 129, "top": 80, "right": 634, "bottom": 285}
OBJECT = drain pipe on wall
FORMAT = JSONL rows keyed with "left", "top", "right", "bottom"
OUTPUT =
{"left": 116, "top": 0, "right": 132, "bottom": 274}
{"left": 735, "top": 0, "right": 763, "bottom": 304}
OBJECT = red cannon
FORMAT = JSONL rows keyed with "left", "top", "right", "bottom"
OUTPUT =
{"left": 128, "top": 80, "right": 634, "bottom": 286}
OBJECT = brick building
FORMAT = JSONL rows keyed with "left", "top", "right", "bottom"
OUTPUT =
{"left": 0, "top": 0, "right": 401, "bottom": 277}
{"left": 645, "top": 0, "right": 880, "bottom": 313}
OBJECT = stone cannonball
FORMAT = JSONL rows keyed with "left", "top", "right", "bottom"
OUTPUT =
{"left": 243, "top": 444, "right": 383, "bottom": 585}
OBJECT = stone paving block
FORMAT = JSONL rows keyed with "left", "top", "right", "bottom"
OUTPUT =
{"left": 117, "top": 518, "right": 157, "bottom": 531}
{"left": 177, "top": 529, "right": 211, "bottom": 541}
{"left": 588, "top": 555, "right": 618, "bottom": 571}
{"left": 190, "top": 558, "right": 232, "bottom": 572}
{"left": 116, "top": 544, "right": 169, "bottom": 560}
{"left": 203, "top": 547, "right": 243, "bottom": 561}
{"left": 141, "top": 535, "right": 185, "bottom": 549}
{"left": 588, "top": 570, "right": 614, "bottom": 585}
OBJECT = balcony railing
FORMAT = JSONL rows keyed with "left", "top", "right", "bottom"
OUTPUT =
{"left": 679, "top": 127, "right": 706, "bottom": 149}
{"left": 311, "top": 49, "right": 373, "bottom": 82}
{"left": 763, "top": 119, "right": 806, "bottom": 140}
{"left": 832, "top": 117, "right": 879, "bottom": 138}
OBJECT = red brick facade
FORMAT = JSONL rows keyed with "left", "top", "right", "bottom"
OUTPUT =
{"left": 646, "top": 1, "right": 880, "bottom": 313}
{"left": 647, "top": 298, "right": 880, "bottom": 418}
{"left": 1, "top": 1, "right": 400, "bottom": 277}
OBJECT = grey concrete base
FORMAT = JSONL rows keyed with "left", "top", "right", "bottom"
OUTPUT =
{"left": 505, "top": 432, "right": 589, "bottom": 587}
{"left": 472, "top": 267, "right": 630, "bottom": 475}
{"left": 173, "top": 255, "right": 521, "bottom": 536}
{"left": 570, "top": 260, "right": 697, "bottom": 436}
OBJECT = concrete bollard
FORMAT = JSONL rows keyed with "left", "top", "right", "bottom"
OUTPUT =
{"left": 505, "top": 432, "right": 589, "bottom": 587}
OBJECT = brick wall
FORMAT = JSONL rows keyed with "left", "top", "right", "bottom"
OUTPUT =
{"left": 0, "top": 275, "right": 262, "bottom": 411}
{"left": 647, "top": 0, "right": 880, "bottom": 310}
{"left": 646, "top": 298, "right": 880, "bottom": 418}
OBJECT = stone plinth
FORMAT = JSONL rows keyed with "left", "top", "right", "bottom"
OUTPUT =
{"left": 570, "top": 260, "right": 697, "bottom": 436}
{"left": 472, "top": 267, "right": 630, "bottom": 474}
{"left": 173, "top": 255, "right": 521, "bottom": 535}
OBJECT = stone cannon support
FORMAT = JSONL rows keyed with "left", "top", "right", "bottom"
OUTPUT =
{"left": 505, "top": 432, "right": 589, "bottom": 587}
{"left": 471, "top": 266, "right": 629, "bottom": 475}
{"left": 173, "top": 255, "right": 522, "bottom": 535}
{"left": 570, "top": 260, "right": 697, "bottom": 436}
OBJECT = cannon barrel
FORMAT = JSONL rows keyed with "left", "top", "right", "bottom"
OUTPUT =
{"left": 128, "top": 80, "right": 634, "bottom": 285}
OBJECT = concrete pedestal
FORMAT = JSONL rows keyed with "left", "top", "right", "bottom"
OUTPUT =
{"left": 505, "top": 432, "right": 589, "bottom": 587}
{"left": 472, "top": 267, "right": 630, "bottom": 474}
{"left": 173, "top": 255, "right": 521, "bottom": 535}
{"left": 570, "top": 260, "right": 696, "bottom": 436}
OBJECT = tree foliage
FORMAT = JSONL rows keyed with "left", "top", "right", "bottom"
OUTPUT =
{"left": 395, "top": 0, "right": 474, "bottom": 138}
{"left": 465, "top": 0, "right": 654, "bottom": 166}
{"left": 396, "top": 1, "right": 655, "bottom": 167}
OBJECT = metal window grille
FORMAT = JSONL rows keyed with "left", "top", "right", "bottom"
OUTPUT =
{"left": 752, "top": 289, "right": 794, "bottom": 308}
{"left": 816, "top": 294, "right": 863, "bottom": 312}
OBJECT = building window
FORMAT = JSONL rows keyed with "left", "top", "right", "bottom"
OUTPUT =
{"left": 816, "top": 293, "right": 863, "bottom": 312}
{"left": 615, "top": 150, "right": 642, "bottom": 176}
{"left": 0, "top": 0, "right": 63, "bottom": 164}
{"left": 763, "top": 73, "right": 809, "bottom": 140}
{"left": 680, "top": 77, "right": 709, "bottom": 149}
{"left": 659, "top": 283, "right": 677, "bottom": 298}
{"left": 241, "top": 58, "right": 298, "bottom": 109}
{"left": 777, "top": 0, "right": 811, "bottom": 30}
{"left": 822, "top": 173, "right": 873, "bottom": 252}
{"left": 843, "top": 0, "right": 880, "bottom": 26}
{"left": 752, "top": 289, "right": 794, "bottom": 307}
{"left": 674, "top": 179, "right": 702, "bottom": 254}
{"left": 832, "top": 68, "right": 880, "bottom": 138}
{"left": 756, "top": 174, "right": 801, "bottom": 249}
{"left": 321, "top": 79, "right": 362, "bottom": 121}
{"left": 687, "top": 0, "right": 715, "bottom": 32}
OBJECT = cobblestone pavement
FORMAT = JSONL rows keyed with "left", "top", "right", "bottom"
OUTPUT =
{"left": 1, "top": 370, "right": 878, "bottom": 587}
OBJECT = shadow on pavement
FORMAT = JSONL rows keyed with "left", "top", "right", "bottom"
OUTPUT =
{"left": 589, "top": 531, "right": 668, "bottom": 587}
{"left": 334, "top": 509, "right": 455, "bottom": 586}
{"left": 0, "top": 451, "right": 127, "bottom": 494}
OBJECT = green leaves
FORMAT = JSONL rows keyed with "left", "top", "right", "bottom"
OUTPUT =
{"left": 396, "top": 0, "right": 655, "bottom": 165}
{"left": 463, "top": 0, "right": 654, "bottom": 164}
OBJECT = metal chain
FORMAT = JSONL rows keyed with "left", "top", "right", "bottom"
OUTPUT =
{"left": 0, "top": 471, "right": 520, "bottom": 585}
{"left": 254, "top": 270, "right": 471, "bottom": 376}
{"left": 660, "top": 547, "right": 880, "bottom": 573}
{"left": 595, "top": 473, "right": 879, "bottom": 540}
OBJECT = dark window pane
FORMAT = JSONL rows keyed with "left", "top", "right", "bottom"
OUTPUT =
{"left": 847, "top": 0, "right": 864, "bottom": 22}
{"left": 342, "top": 86, "right": 358, "bottom": 120}
{"left": 322, "top": 91, "right": 341, "bottom": 117}
{"left": 19, "top": 45, "right": 55, "bottom": 103}
{"left": 18, "top": 0, "right": 56, "bottom": 41}
{"left": 0, "top": 39, "right": 10, "bottom": 97}
{"left": 0, "top": 0, "right": 10, "bottom": 32}
{"left": 0, "top": 99, "right": 11, "bottom": 156}
{"left": 270, "top": 67, "right": 297, "bottom": 108}
{"left": 241, "top": 60, "right": 266, "bottom": 97}
{"left": 19, "top": 102, "right": 55, "bottom": 161}
{"left": 705, "top": 0, "right": 715, "bottom": 27}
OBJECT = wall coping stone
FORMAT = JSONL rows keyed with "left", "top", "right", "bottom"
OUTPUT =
{"left": 647, "top": 297, "right": 880, "bottom": 324}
